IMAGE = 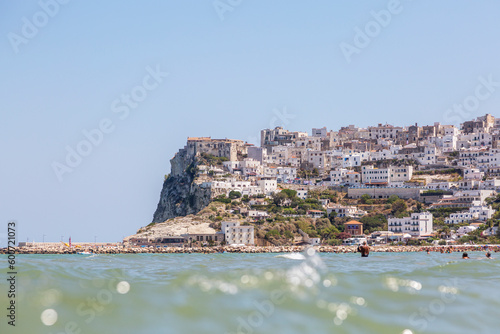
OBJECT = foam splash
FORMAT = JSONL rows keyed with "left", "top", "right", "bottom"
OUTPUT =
{"left": 275, "top": 253, "right": 306, "bottom": 260}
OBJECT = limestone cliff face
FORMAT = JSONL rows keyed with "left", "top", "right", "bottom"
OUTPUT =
{"left": 152, "top": 148, "right": 212, "bottom": 223}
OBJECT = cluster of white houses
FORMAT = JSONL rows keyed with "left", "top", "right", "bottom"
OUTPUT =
{"left": 185, "top": 115, "right": 500, "bottom": 200}
{"left": 145, "top": 114, "right": 500, "bottom": 246}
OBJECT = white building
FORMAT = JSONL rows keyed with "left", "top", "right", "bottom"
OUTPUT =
{"left": 307, "top": 150, "right": 329, "bottom": 170}
{"left": 222, "top": 221, "right": 255, "bottom": 245}
{"left": 330, "top": 168, "right": 347, "bottom": 185}
{"left": 368, "top": 124, "right": 403, "bottom": 140}
{"left": 362, "top": 165, "right": 389, "bottom": 185}
{"left": 240, "top": 158, "right": 262, "bottom": 176}
{"left": 361, "top": 165, "right": 412, "bottom": 186}
{"left": 468, "top": 204, "right": 495, "bottom": 221}
{"left": 312, "top": 127, "right": 327, "bottom": 137}
{"left": 257, "top": 177, "right": 277, "bottom": 195}
{"left": 247, "top": 210, "right": 269, "bottom": 219}
{"left": 330, "top": 168, "right": 361, "bottom": 186}
{"left": 463, "top": 167, "right": 484, "bottom": 180}
{"left": 326, "top": 204, "right": 367, "bottom": 218}
{"left": 297, "top": 189, "right": 308, "bottom": 199}
{"left": 444, "top": 212, "right": 477, "bottom": 224}
{"left": 295, "top": 136, "right": 321, "bottom": 150}
{"left": 342, "top": 153, "right": 362, "bottom": 168}
{"left": 414, "top": 146, "right": 438, "bottom": 165}
{"left": 388, "top": 212, "right": 433, "bottom": 237}
{"left": 389, "top": 166, "right": 413, "bottom": 184}
{"left": 456, "top": 225, "right": 477, "bottom": 237}
{"left": 276, "top": 167, "right": 297, "bottom": 183}
{"left": 370, "top": 149, "right": 394, "bottom": 161}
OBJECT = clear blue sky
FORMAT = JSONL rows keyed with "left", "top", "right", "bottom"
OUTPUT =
{"left": 1, "top": 0, "right": 500, "bottom": 246}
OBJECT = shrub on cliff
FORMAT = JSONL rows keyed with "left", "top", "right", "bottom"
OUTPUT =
{"left": 229, "top": 191, "right": 241, "bottom": 199}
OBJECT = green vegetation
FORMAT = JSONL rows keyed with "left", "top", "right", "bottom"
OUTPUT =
{"left": 391, "top": 199, "right": 408, "bottom": 217}
{"left": 186, "top": 162, "right": 198, "bottom": 177}
{"left": 421, "top": 189, "right": 452, "bottom": 196}
{"left": 359, "top": 214, "right": 387, "bottom": 234}
{"left": 386, "top": 195, "right": 400, "bottom": 204}
{"left": 198, "top": 152, "right": 229, "bottom": 166}
{"left": 213, "top": 195, "right": 231, "bottom": 204}
{"left": 414, "top": 168, "right": 461, "bottom": 175}
{"left": 429, "top": 207, "right": 468, "bottom": 219}
{"left": 228, "top": 191, "right": 241, "bottom": 199}
{"left": 360, "top": 194, "right": 374, "bottom": 204}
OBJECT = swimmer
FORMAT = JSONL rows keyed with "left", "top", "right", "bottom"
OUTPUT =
{"left": 462, "top": 252, "right": 469, "bottom": 259}
{"left": 358, "top": 242, "right": 370, "bottom": 257}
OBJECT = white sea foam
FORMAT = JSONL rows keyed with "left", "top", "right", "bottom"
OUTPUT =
{"left": 276, "top": 253, "right": 306, "bottom": 260}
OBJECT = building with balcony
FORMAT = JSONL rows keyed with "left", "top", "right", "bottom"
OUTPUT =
{"left": 388, "top": 212, "right": 433, "bottom": 237}
{"left": 222, "top": 221, "right": 255, "bottom": 245}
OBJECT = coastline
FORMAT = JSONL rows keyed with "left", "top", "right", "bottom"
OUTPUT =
{"left": 1, "top": 244, "right": 498, "bottom": 255}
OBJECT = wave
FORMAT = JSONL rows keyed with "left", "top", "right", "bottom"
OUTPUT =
{"left": 275, "top": 252, "right": 306, "bottom": 260}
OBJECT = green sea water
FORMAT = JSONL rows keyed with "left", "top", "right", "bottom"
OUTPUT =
{"left": 1, "top": 250, "right": 499, "bottom": 334}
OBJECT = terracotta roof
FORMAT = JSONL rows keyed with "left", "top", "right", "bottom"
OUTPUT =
{"left": 345, "top": 220, "right": 363, "bottom": 225}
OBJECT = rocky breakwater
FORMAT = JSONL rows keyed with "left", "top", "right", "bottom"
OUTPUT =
{"left": 3, "top": 245, "right": 498, "bottom": 255}
{"left": 152, "top": 146, "right": 212, "bottom": 223}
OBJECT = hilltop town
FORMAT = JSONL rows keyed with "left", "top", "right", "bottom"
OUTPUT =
{"left": 125, "top": 114, "right": 500, "bottom": 248}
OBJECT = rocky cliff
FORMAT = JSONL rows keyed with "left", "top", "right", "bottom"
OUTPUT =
{"left": 151, "top": 148, "right": 212, "bottom": 223}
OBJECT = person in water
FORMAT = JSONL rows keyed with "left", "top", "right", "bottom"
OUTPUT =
{"left": 358, "top": 241, "right": 370, "bottom": 257}
{"left": 486, "top": 252, "right": 492, "bottom": 259}
{"left": 462, "top": 252, "right": 469, "bottom": 259}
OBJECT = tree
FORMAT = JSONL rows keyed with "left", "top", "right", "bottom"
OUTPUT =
{"left": 360, "top": 194, "right": 373, "bottom": 204}
{"left": 265, "top": 229, "right": 280, "bottom": 239}
{"left": 320, "top": 226, "right": 340, "bottom": 239}
{"left": 336, "top": 232, "right": 351, "bottom": 240}
{"left": 391, "top": 199, "right": 407, "bottom": 216}
{"left": 228, "top": 191, "right": 241, "bottom": 199}
{"left": 272, "top": 192, "right": 288, "bottom": 206}
{"left": 359, "top": 214, "right": 387, "bottom": 233}
{"left": 316, "top": 218, "right": 332, "bottom": 230}
{"left": 281, "top": 189, "right": 297, "bottom": 198}
{"left": 328, "top": 239, "right": 342, "bottom": 246}
{"left": 387, "top": 195, "right": 399, "bottom": 204}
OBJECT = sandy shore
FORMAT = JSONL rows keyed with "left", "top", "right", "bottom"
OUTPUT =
{"left": 1, "top": 244, "right": 498, "bottom": 255}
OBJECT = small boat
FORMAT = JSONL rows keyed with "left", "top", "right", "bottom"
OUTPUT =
{"left": 77, "top": 251, "right": 93, "bottom": 255}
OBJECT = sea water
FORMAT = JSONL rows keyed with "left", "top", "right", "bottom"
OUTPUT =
{"left": 1, "top": 250, "right": 499, "bottom": 333}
